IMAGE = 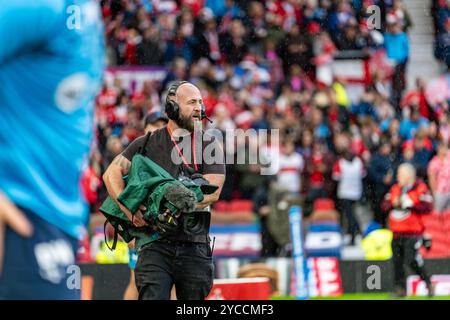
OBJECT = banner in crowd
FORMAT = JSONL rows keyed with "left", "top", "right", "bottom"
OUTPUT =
{"left": 105, "top": 66, "right": 167, "bottom": 92}
{"left": 407, "top": 275, "right": 450, "bottom": 296}
{"left": 214, "top": 256, "right": 342, "bottom": 298}
{"left": 210, "top": 224, "right": 261, "bottom": 258}
{"left": 289, "top": 257, "right": 343, "bottom": 298}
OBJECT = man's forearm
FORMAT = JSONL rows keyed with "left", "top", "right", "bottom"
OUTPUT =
{"left": 104, "top": 170, "right": 126, "bottom": 201}
{"left": 196, "top": 193, "right": 219, "bottom": 209}
{"left": 103, "top": 169, "right": 133, "bottom": 220}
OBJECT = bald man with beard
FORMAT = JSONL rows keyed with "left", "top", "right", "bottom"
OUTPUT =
{"left": 103, "top": 81, "right": 225, "bottom": 300}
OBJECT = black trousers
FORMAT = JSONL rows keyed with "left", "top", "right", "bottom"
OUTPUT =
{"left": 134, "top": 239, "right": 214, "bottom": 300}
{"left": 337, "top": 199, "right": 361, "bottom": 243}
{"left": 391, "top": 61, "right": 407, "bottom": 113}
{"left": 371, "top": 191, "right": 388, "bottom": 228}
{"left": 392, "top": 236, "right": 431, "bottom": 290}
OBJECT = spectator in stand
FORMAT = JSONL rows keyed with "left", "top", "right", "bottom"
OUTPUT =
{"left": 161, "top": 57, "right": 189, "bottom": 90}
{"left": 431, "top": 0, "right": 441, "bottom": 34}
{"left": 277, "top": 140, "right": 305, "bottom": 196}
{"left": 124, "top": 28, "right": 141, "bottom": 65}
{"left": 327, "top": 0, "right": 355, "bottom": 42}
{"left": 384, "top": 18, "right": 410, "bottom": 113}
{"left": 333, "top": 133, "right": 366, "bottom": 245}
{"left": 235, "top": 136, "right": 267, "bottom": 199}
{"left": 401, "top": 78, "right": 434, "bottom": 121}
{"left": 246, "top": 1, "right": 268, "bottom": 54}
{"left": 107, "top": 22, "right": 127, "bottom": 66}
{"left": 399, "top": 107, "right": 429, "bottom": 140}
{"left": 202, "top": 0, "right": 225, "bottom": 18}
{"left": 303, "top": 139, "right": 335, "bottom": 215}
{"left": 428, "top": 139, "right": 450, "bottom": 213}
{"left": 438, "top": 112, "right": 450, "bottom": 145}
{"left": 286, "top": 64, "right": 315, "bottom": 93}
{"left": 220, "top": 18, "right": 249, "bottom": 64}
{"left": 310, "top": 104, "right": 332, "bottom": 142}
{"left": 352, "top": 89, "right": 378, "bottom": 121}
{"left": 264, "top": 10, "right": 287, "bottom": 49}
{"left": 297, "top": 129, "right": 314, "bottom": 159}
{"left": 387, "top": 0, "right": 413, "bottom": 33}
{"left": 437, "top": 0, "right": 450, "bottom": 33}
{"left": 278, "top": 24, "right": 314, "bottom": 75}
{"left": 434, "top": 17, "right": 450, "bottom": 69}
{"left": 104, "top": 136, "right": 124, "bottom": 169}
{"left": 359, "top": 118, "right": 379, "bottom": 155}
{"left": 143, "top": 111, "right": 169, "bottom": 134}
{"left": 368, "top": 139, "right": 396, "bottom": 227}
{"left": 81, "top": 157, "right": 103, "bottom": 215}
{"left": 194, "top": 8, "right": 222, "bottom": 63}
{"left": 265, "top": 38, "right": 285, "bottom": 92}
{"left": 136, "top": 26, "right": 164, "bottom": 65}
{"left": 336, "top": 18, "right": 367, "bottom": 51}
{"left": 410, "top": 129, "right": 435, "bottom": 180}
{"left": 381, "top": 163, "right": 434, "bottom": 297}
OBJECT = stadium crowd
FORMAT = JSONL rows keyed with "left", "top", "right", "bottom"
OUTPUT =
{"left": 81, "top": 0, "right": 450, "bottom": 256}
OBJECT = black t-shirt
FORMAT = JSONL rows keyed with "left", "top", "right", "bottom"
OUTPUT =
{"left": 122, "top": 127, "right": 225, "bottom": 177}
{"left": 121, "top": 126, "right": 225, "bottom": 242}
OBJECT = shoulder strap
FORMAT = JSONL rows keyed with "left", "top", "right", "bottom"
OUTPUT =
{"left": 138, "top": 131, "right": 152, "bottom": 155}
{"left": 104, "top": 220, "right": 118, "bottom": 251}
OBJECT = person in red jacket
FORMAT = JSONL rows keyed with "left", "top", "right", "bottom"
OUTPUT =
{"left": 382, "top": 163, "right": 434, "bottom": 297}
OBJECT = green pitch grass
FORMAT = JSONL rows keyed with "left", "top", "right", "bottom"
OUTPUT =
{"left": 272, "top": 294, "right": 450, "bottom": 300}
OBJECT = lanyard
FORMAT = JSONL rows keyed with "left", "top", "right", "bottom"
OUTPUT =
{"left": 167, "top": 126, "right": 198, "bottom": 172}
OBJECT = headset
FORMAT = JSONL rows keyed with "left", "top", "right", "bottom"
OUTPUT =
{"left": 165, "top": 81, "right": 212, "bottom": 123}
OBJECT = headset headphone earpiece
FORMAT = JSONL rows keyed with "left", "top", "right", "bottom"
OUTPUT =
{"left": 165, "top": 81, "right": 213, "bottom": 123}
{"left": 165, "top": 81, "right": 188, "bottom": 121}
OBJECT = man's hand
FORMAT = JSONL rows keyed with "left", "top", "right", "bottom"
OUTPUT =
{"left": 196, "top": 174, "right": 225, "bottom": 209}
{"left": 117, "top": 202, "right": 148, "bottom": 228}
{"left": 132, "top": 205, "right": 148, "bottom": 228}
{"left": 392, "top": 198, "right": 401, "bottom": 209}
{"left": 128, "top": 239, "right": 136, "bottom": 250}
{"left": 400, "top": 194, "right": 414, "bottom": 210}
{"left": 383, "top": 173, "right": 393, "bottom": 185}
{"left": 0, "top": 192, "right": 33, "bottom": 275}
{"left": 259, "top": 205, "right": 270, "bottom": 217}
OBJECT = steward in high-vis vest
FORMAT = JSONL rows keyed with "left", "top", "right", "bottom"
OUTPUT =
{"left": 381, "top": 163, "right": 434, "bottom": 297}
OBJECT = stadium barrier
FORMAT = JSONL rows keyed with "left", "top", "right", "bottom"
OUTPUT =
{"left": 79, "top": 258, "right": 450, "bottom": 299}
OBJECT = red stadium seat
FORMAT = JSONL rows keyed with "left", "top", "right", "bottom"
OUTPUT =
{"left": 313, "top": 198, "right": 336, "bottom": 212}
{"left": 229, "top": 200, "right": 254, "bottom": 213}
{"left": 213, "top": 201, "right": 230, "bottom": 213}
{"left": 422, "top": 211, "right": 450, "bottom": 258}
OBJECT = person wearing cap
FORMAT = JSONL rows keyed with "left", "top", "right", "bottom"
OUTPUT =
{"left": 144, "top": 111, "right": 169, "bottom": 134}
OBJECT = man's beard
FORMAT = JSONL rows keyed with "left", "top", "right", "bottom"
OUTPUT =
{"left": 175, "top": 114, "right": 199, "bottom": 132}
